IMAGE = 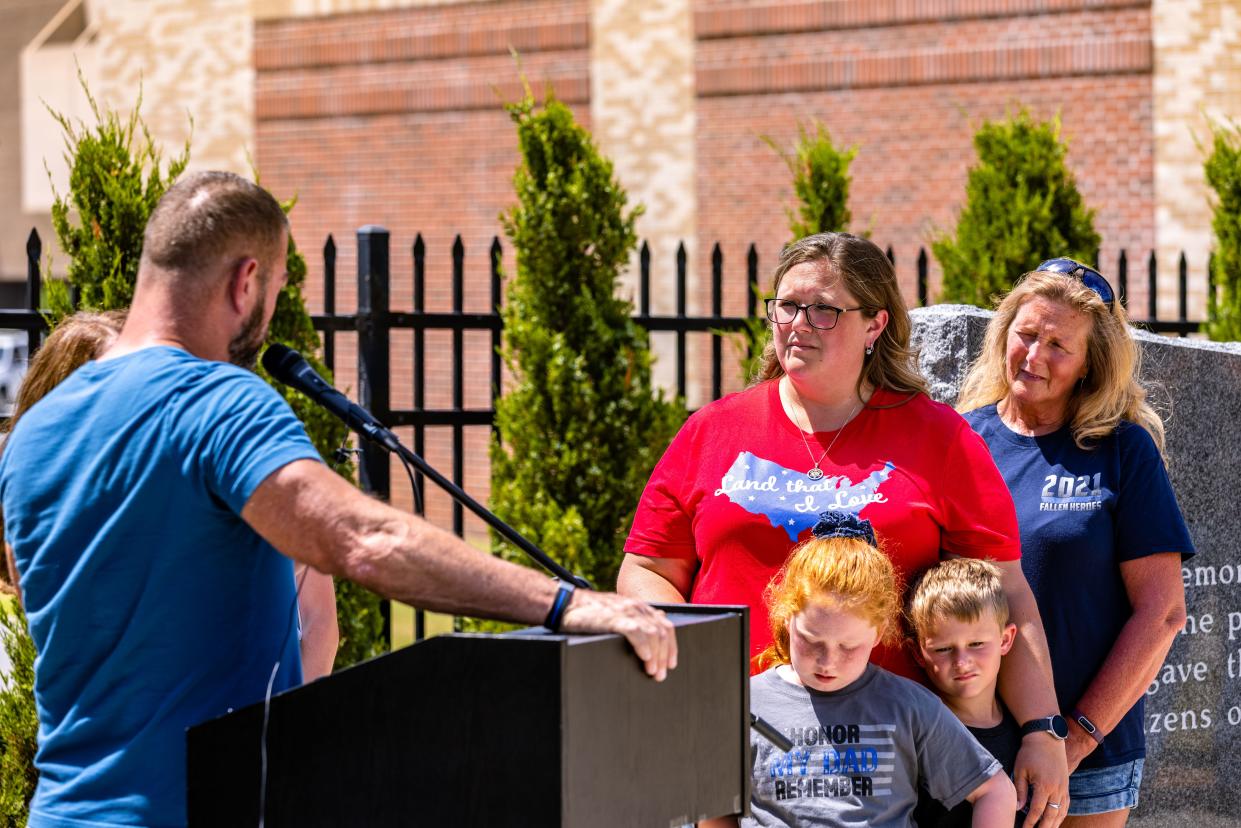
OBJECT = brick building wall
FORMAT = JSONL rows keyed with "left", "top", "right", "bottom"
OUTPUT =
{"left": 694, "top": 0, "right": 1155, "bottom": 315}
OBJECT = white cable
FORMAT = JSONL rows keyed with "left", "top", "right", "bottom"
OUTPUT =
{"left": 258, "top": 564, "right": 311, "bottom": 827}
{"left": 258, "top": 660, "right": 279, "bottom": 828}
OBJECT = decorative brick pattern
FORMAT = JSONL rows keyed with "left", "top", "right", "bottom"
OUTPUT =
{"left": 698, "top": 39, "right": 1151, "bottom": 97}
{"left": 1153, "top": 0, "right": 1241, "bottom": 321}
{"left": 694, "top": 0, "right": 1146, "bottom": 39}
{"left": 254, "top": 0, "right": 479, "bottom": 23}
{"left": 256, "top": 11, "right": 587, "bottom": 68}
{"left": 255, "top": 2, "right": 590, "bottom": 119}
{"left": 590, "top": 0, "right": 697, "bottom": 393}
{"left": 92, "top": 0, "right": 253, "bottom": 177}
{"left": 257, "top": 61, "right": 589, "bottom": 120}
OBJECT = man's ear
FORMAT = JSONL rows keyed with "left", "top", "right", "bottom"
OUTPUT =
{"left": 999, "top": 622, "right": 1017, "bottom": 656}
{"left": 226, "top": 257, "right": 262, "bottom": 315}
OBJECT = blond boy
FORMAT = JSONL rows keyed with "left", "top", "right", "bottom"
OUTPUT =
{"left": 908, "top": 559, "right": 1020, "bottom": 827}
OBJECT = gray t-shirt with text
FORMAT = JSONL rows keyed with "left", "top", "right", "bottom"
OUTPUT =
{"left": 744, "top": 664, "right": 1001, "bottom": 827}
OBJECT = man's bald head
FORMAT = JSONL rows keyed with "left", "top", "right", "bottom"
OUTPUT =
{"left": 141, "top": 171, "right": 288, "bottom": 288}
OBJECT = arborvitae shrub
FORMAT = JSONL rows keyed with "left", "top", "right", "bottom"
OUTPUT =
{"left": 934, "top": 111, "right": 1100, "bottom": 306}
{"left": 0, "top": 605, "right": 37, "bottom": 827}
{"left": 45, "top": 83, "right": 188, "bottom": 322}
{"left": 1205, "top": 119, "right": 1241, "bottom": 342}
{"left": 488, "top": 90, "right": 684, "bottom": 594}
{"left": 766, "top": 121, "right": 857, "bottom": 242}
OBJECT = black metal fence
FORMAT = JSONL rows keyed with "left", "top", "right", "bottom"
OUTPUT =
{"left": 0, "top": 230, "right": 47, "bottom": 359}
{"left": 257, "top": 229, "right": 1227, "bottom": 525}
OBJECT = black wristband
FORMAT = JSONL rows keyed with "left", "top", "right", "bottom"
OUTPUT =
{"left": 1072, "top": 708, "right": 1105, "bottom": 744}
{"left": 543, "top": 580, "right": 576, "bottom": 633}
{"left": 1019, "top": 714, "right": 1069, "bottom": 740}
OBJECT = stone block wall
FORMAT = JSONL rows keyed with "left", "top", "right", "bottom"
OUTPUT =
{"left": 589, "top": 0, "right": 698, "bottom": 397}
{"left": 90, "top": 0, "right": 254, "bottom": 176}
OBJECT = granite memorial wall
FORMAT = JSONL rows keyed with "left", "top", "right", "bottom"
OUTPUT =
{"left": 912, "top": 305, "right": 1241, "bottom": 827}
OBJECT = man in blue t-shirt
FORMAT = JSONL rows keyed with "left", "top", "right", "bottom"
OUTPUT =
{"left": 0, "top": 171, "right": 677, "bottom": 828}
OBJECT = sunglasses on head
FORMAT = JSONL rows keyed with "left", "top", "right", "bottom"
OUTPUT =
{"left": 1035, "top": 258, "right": 1115, "bottom": 309}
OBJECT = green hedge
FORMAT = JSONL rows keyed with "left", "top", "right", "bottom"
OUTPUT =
{"left": 1206, "top": 118, "right": 1241, "bottom": 342}
{"left": 486, "top": 90, "right": 684, "bottom": 600}
{"left": 934, "top": 110, "right": 1100, "bottom": 306}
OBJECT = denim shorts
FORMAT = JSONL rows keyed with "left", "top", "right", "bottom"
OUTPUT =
{"left": 1067, "top": 758, "right": 1144, "bottom": 815}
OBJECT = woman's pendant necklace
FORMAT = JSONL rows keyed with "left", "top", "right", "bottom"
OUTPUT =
{"left": 795, "top": 401, "right": 860, "bottom": 481}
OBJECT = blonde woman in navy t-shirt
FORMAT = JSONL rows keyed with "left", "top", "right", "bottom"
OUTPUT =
{"left": 959, "top": 260, "right": 1195, "bottom": 826}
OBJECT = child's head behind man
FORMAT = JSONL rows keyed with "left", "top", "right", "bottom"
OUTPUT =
{"left": 907, "top": 559, "right": 1016, "bottom": 723}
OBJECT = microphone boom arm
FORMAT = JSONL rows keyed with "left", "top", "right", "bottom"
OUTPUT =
{"left": 389, "top": 440, "right": 591, "bottom": 589}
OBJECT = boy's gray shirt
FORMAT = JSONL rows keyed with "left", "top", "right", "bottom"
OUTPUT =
{"left": 743, "top": 664, "right": 1001, "bottom": 827}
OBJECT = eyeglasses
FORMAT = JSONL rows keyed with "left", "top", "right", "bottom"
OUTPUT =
{"left": 765, "top": 298, "right": 864, "bottom": 331}
{"left": 1035, "top": 258, "right": 1115, "bottom": 309}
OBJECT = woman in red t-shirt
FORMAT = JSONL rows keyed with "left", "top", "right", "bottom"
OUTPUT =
{"left": 619, "top": 232, "right": 1070, "bottom": 825}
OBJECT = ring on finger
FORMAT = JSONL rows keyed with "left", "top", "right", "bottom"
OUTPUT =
{"left": 1047, "top": 803, "right": 1061, "bottom": 809}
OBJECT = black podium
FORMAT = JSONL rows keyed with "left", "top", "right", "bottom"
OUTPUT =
{"left": 186, "top": 605, "right": 749, "bottom": 827}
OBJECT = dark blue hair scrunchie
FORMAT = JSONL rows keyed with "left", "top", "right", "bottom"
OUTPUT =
{"left": 811, "top": 510, "right": 877, "bottom": 547}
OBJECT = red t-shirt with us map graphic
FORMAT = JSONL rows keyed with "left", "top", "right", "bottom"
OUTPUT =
{"left": 624, "top": 380, "right": 1021, "bottom": 679}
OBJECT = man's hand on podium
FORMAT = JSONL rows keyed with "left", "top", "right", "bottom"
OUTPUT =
{"left": 242, "top": 459, "right": 678, "bottom": 680}
{"left": 561, "top": 591, "right": 678, "bottom": 681}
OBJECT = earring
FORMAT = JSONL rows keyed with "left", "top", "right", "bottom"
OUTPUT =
{"left": 865, "top": 343, "right": 875, "bottom": 356}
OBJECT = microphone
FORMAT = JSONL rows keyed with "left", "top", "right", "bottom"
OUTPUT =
{"left": 261, "top": 344, "right": 401, "bottom": 453}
